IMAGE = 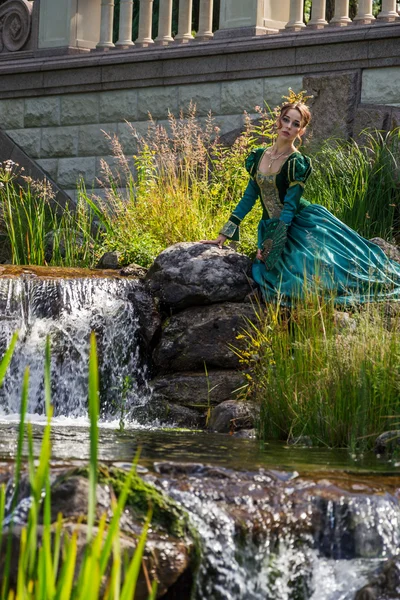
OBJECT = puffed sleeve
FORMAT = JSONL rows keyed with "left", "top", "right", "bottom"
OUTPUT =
{"left": 219, "top": 148, "right": 264, "bottom": 241}
{"left": 280, "top": 154, "right": 312, "bottom": 226}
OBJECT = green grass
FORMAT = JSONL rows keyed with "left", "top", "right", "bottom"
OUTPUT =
{"left": 0, "top": 333, "right": 158, "bottom": 600}
{"left": 239, "top": 296, "right": 400, "bottom": 450}
{"left": 0, "top": 161, "right": 98, "bottom": 267}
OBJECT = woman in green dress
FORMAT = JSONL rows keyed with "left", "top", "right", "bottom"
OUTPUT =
{"left": 202, "top": 100, "right": 400, "bottom": 305}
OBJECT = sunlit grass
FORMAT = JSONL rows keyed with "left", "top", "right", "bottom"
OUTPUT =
{"left": 239, "top": 294, "right": 400, "bottom": 450}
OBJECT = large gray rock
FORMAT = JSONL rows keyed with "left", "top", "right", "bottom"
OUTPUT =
{"left": 304, "top": 71, "right": 360, "bottom": 143}
{"left": 355, "top": 559, "right": 400, "bottom": 600}
{"left": 369, "top": 237, "right": 400, "bottom": 264}
{"left": 153, "top": 303, "right": 259, "bottom": 371}
{"left": 146, "top": 242, "right": 254, "bottom": 310}
{"left": 127, "top": 279, "right": 161, "bottom": 347}
{"left": 150, "top": 370, "right": 246, "bottom": 408}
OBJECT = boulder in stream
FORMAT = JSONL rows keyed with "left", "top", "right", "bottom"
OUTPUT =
{"left": 150, "top": 369, "right": 246, "bottom": 413}
{"left": 153, "top": 303, "right": 259, "bottom": 371}
{"left": 207, "top": 399, "right": 255, "bottom": 433}
{"left": 355, "top": 559, "right": 400, "bottom": 599}
{"left": 374, "top": 430, "right": 400, "bottom": 455}
{"left": 146, "top": 242, "right": 254, "bottom": 310}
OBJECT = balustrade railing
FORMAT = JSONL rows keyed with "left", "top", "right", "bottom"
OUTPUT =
{"left": 95, "top": 0, "right": 399, "bottom": 52}
{"left": 3, "top": 0, "right": 400, "bottom": 57}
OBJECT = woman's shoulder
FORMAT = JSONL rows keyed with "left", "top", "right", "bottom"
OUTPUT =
{"left": 245, "top": 147, "right": 266, "bottom": 177}
{"left": 286, "top": 152, "right": 312, "bottom": 184}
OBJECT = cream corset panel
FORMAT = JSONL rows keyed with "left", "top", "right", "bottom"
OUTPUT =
{"left": 256, "top": 172, "right": 283, "bottom": 219}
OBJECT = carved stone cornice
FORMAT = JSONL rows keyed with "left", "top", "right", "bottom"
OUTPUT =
{"left": 0, "top": 0, "right": 32, "bottom": 53}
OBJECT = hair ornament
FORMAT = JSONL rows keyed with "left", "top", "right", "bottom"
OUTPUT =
{"left": 273, "top": 89, "right": 314, "bottom": 118}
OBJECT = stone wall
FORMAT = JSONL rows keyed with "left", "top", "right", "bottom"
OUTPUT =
{"left": 0, "top": 75, "right": 303, "bottom": 199}
{"left": 0, "top": 23, "right": 399, "bottom": 200}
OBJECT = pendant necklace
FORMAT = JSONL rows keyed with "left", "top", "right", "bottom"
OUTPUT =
{"left": 267, "top": 148, "right": 290, "bottom": 169}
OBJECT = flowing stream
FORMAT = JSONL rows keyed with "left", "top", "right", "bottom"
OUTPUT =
{"left": 0, "top": 268, "right": 398, "bottom": 600}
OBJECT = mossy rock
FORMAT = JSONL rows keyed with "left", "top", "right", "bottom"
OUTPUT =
{"left": 68, "top": 465, "right": 195, "bottom": 542}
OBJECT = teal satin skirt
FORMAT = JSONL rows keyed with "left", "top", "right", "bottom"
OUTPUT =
{"left": 252, "top": 204, "right": 400, "bottom": 306}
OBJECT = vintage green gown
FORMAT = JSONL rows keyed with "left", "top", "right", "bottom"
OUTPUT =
{"left": 220, "top": 147, "right": 400, "bottom": 305}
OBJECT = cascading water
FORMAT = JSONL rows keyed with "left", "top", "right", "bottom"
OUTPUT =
{"left": 152, "top": 463, "right": 400, "bottom": 600}
{"left": 0, "top": 271, "right": 152, "bottom": 420}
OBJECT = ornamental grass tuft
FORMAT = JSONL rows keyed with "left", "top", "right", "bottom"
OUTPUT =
{"left": 239, "top": 294, "right": 400, "bottom": 450}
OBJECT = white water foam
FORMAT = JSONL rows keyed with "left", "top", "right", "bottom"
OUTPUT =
{"left": 0, "top": 276, "right": 151, "bottom": 420}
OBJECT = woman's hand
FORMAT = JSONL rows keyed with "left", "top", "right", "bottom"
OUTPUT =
{"left": 256, "top": 249, "right": 262, "bottom": 260}
{"left": 200, "top": 234, "right": 227, "bottom": 249}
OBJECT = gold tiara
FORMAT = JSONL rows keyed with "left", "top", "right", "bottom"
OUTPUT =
{"left": 281, "top": 88, "right": 313, "bottom": 107}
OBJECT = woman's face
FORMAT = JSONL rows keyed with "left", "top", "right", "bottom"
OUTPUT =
{"left": 277, "top": 108, "right": 305, "bottom": 143}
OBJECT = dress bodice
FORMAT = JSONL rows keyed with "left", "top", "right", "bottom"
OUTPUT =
{"left": 255, "top": 171, "right": 283, "bottom": 219}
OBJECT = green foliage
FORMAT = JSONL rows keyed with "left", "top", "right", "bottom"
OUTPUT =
{"left": 79, "top": 105, "right": 260, "bottom": 266}
{"left": 239, "top": 299, "right": 400, "bottom": 450}
{"left": 1, "top": 105, "right": 400, "bottom": 271}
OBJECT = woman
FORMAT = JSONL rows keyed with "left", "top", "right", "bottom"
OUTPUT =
{"left": 202, "top": 100, "right": 400, "bottom": 305}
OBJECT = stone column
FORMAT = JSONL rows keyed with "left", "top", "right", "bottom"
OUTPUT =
{"left": 39, "top": 0, "right": 102, "bottom": 51}
{"left": 196, "top": 0, "right": 214, "bottom": 41}
{"left": 175, "top": 0, "right": 194, "bottom": 43}
{"left": 353, "top": 0, "right": 375, "bottom": 24}
{"left": 285, "top": 0, "right": 306, "bottom": 31}
{"left": 330, "top": 0, "right": 352, "bottom": 26}
{"left": 155, "top": 0, "right": 174, "bottom": 45}
{"left": 116, "top": 0, "right": 134, "bottom": 47}
{"left": 377, "top": 0, "right": 399, "bottom": 21}
{"left": 214, "top": 0, "right": 269, "bottom": 38}
{"left": 97, "top": 0, "right": 115, "bottom": 49}
{"left": 307, "top": 0, "right": 328, "bottom": 29}
{"left": 136, "top": 0, "right": 155, "bottom": 46}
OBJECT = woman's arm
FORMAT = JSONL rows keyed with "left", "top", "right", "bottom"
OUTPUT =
{"left": 201, "top": 178, "right": 260, "bottom": 247}
{"left": 280, "top": 184, "right": 304, "bottom": 226}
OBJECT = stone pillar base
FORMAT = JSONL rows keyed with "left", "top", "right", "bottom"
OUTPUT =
{"left": 353, "top": 16, "right": 376, "bottom": 24}
{"left": 214, "top": 26, "right": 278, "bottom": 39}
{"left": 377, "top": 14, "right": 399, "bottom": 21}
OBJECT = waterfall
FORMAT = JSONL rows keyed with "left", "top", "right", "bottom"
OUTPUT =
{"left": 0, "top": 273, "right": 151, "bottom": 419}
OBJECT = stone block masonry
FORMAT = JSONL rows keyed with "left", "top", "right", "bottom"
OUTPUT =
{"left": 1, "top": 76, "right": 303, "bottom": 195}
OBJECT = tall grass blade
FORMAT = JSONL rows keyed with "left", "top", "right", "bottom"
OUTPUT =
{"left": 120, "top": 509, "right": 152, "bottom": 600}
{"left": 88, "top": 331, "right": 99, "bottom": 541}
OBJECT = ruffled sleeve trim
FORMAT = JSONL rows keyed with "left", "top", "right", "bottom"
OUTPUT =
{"left": 287, "top": 153, "right": 312, "bottom": 186}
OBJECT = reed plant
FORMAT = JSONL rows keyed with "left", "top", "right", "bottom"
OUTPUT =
{"left": 305, "top": 129, "right": 400, "bottom": 241}
{"left": 240, "top": 294, "right": 400, "bottom": 450}
{"left": 0, "top": 161, "right": 98, "bottom": 267}
{"left": 0, "top": 332, "right": 157, "bottom": 600}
